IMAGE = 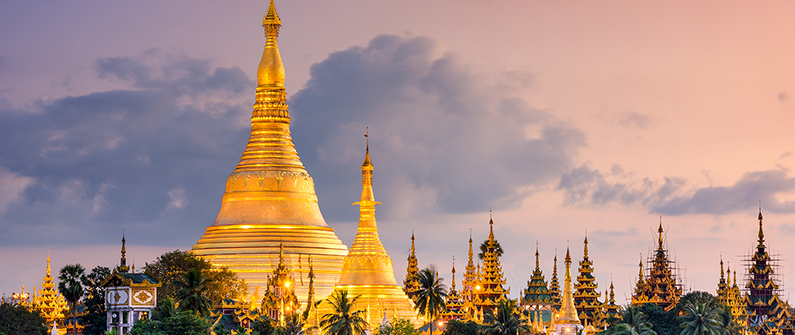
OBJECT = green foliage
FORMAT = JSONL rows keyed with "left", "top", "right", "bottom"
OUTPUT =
{"left": 320, "top": 289, "right": 369, "bottom": 335}
{"left": 636, "top": 304, "right": 678, "bottom": 335}
{"left": 379, "top": 318, "right": 416, "bottom": 335}
{"left": 714, "top": 307, "right": 740, "bottom": 335}
{"left": 678, "top": 301, "right": 722, "bottom": 335}
{"left": 175, "top": 268, "right": 213, "bottom": 317}
{"left": 130, "top": 310, "right": 210, "bottom": 335}
{"left": 144, "top": 250, "right": 248, "bottom": 303}
{"left": 82, "top": 266, "right": 112, "bottom": 335}
{"left": 441, "top": 319, "right": 479, "bottom": 335}
{"left": 480, "top": 299, "right": 525, "bottom": 335}
{"left": 251, "top": 316, "right": 277, "bottom": 335}
{"left": 478, "top": 240, "right": 504, "bottom": 260}
{"left": 59, "top": 264, "right": 86, "bottom": 335}
{"left": 283, "top": 312, "right": 306, "bottom": 335}
{"left": 600, "top": 307, "right": 656, "bottom": 335}
{"left": 0, "top": 302, "right": 48, "bottom": 335}
{"left": 213, "top": 323, "right": 232, "bottom": 335}
{"left": 675, "top": 292, "right": 720, "bottom": 316}
{"left": 152, "top": 297, "right": 177, "bottom": 321}
{"left": 414, "top": 266, "right": 447, "bottom": 331}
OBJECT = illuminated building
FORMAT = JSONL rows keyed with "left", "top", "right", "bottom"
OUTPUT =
{"left": 573, "top": 236, "right": 602, "bottom": 327}
{"left": 630, "top": 220, "right": 682, "bottom": 312}
{"left": 191, "top": 0, "right": 348, "bottom": 303}
{"left": 554, "top": 247, "right": 582, "bottom": 335}
{"left": 31, "top": 254, "right": 68, "bottom": 334}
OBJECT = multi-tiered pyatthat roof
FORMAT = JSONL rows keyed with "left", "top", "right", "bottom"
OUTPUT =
{"left": 523, "top": 244, "right": 553, "bottom": 332}
{"left": 717, "top": 260, "right": 747, "bottom": 330}
{"left": 31, "top": 255, "right": 67, "bottom": 330}
{"left": 631, "top": 220, "right": 682, "bottom": 312}
{"left": 323, "top": 138, "right": 421, "bottom": 331}
{"left": 549, "top": 255, "right": 562, "bottom": 312}
{"left": 573, "top": 235, "right": 603, "bottom": 327}
{"left": 474, "top": 216, "right": 510, "bottom": 312}
{"left": 744, "top": 207, "right": 793, "bottom": 332}
{"left": 191, "top": 0, "right": 348, "bottom": 303}
{"left": 442, "top": 259, "right": 466, "bottom": 321}
{"left": 404, "top": 232, "right": 421, "bottom": 302}
{"left": 461, "top": 232, "right": 479, "bottom": 319}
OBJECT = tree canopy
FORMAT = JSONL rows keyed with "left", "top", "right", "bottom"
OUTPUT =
{"left": 144, "top": 250, "right": 247, "bottom": 303}
{"left": 0, "top": 302, "right": 48, "bottom": 335}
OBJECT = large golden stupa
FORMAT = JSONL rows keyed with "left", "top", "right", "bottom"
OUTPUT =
{"left": 191, "top": 0, "right": 348, "bottom": 303}
{"left": 320, "top": 138, "right": 421, "bottom": 330}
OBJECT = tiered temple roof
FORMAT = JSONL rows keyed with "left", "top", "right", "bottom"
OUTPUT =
{"left": 549, "top": 255, "right": 562, "bottom": 312}
{"left": 442, "top": 259, "right": 466, "bottom": 321}
{"left": 717, "top": 261, "right": 747, "bottom": 330}
{"left": 573, "top": 236, "right": 602, "bottom": 326}
{"left": 31, "top": 255, "right": 67, "bottom": 328}
{"left": 523, "top": 244, "right": 552, "bottom": 307}
{"left": 404, "top": 232, "right": 421, "bottom": 302}
{"left": 604, "top": 282, "right": 620, "bottom": 319}
{"left": 461, "top": 232, "right": 479, "bottom": 320}
{"left": 474, "top": 216, "right": 510, "bottom": 313}
{"left": 631, "top": 220, "right": 682, "bottom": 312}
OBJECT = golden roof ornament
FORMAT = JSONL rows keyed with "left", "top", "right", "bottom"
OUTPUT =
{"left": 192, "top": 0, "right": 348, "bottom": 304}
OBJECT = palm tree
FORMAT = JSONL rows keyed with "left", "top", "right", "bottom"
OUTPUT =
{"left": 478, "top": 240, "right": 504, "bottom": 260}
{"left": 715, "top": 307, "right": 740, "bottom": 335}
{"left": 153, "top": 297, "right": 177, "bottom": 321}
{"left": 415, "top": 267, "right": 447, "bottom": 335}
{"left": 679, "top": 301, "right": 722, "bottom": 335}
{"left": 623, "top": 306, "right": 653, "bottom": 331}
{"left": 175, "top": 268, "right": 213, "bottom": 317}
{"left": 610, "top": 323, "right": 657, "bottom": 335}
{"left": 284, "top": 312, "right": 306, "bottom": 335}
{"left": 58, "top": 264, "right": 85, "bottom": 335}
{"left": 481, "top": 299, "right": 525, "bottom": 335}
{"left": 320, "top": 289, "right": 369, "bottom": 335}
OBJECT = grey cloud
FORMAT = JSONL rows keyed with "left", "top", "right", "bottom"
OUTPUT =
{"left": 560, "top": 164, "right": 795, "bottom": 216}
{"left": 291, "top": 34, "right": 585, "bottom": 220}
{"left": 778, "top": 91, "right": 789, "bottom": 103}
{"left": 0, "top": 51, "right": 253, "bottom": 247}
{"left": 651, "top": 169, "right": 795, "bottom": 215}
{"left": 618, "top": 111, "right": 653, "bottom": 129}
{"left": 558, "top": 164, "right": 687, "bottom": 209}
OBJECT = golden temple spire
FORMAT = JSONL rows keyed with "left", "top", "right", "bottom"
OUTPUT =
{"left": 720, "top": 258, "right": 725, "bottom": 281}
{"left": 557, "top": 247, "right": 580, "bottom": 324}
{"left": 583, "top": 232, "right": 589, "bottom": 258}
{"left": 451, "top": 257, "right": 457, "bottom": 292}
{"left": 535, "top": 242, "right": 540, "bottom": 269}
{"left": 658, "top": 217, "right": 664, "bottom": 249}
{"left": 638, "top": 255, "right": 644, "bottom": 280}
{"left": 259, "top": 0, "right": 284, "bottom": 87}
{"left": 355, "top": 130, "right": 378, "bottom": 207}
{"left": 118, "top": 233, "right": 129, "bottom": 273}
{"left": 757, "top": 203, "right": 765, "bottom": 248}
{"left": 278, "top": 242, "right": 285, "bottom": 267}
{"left": 488, "top": 208, "right": 495, "bottom": 242}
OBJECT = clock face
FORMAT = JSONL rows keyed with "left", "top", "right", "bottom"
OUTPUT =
{"left": 107, "top": 290, "right": 128, "bottom": 304}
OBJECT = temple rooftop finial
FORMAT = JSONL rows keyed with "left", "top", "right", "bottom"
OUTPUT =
{"left": 257, "top": 0, "right": 285, "bottom": 87}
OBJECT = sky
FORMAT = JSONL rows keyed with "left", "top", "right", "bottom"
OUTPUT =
{"left": 2, "top": 0, "right": 795, "bottom": 305}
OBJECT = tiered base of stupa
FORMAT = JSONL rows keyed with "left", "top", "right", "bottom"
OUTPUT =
{"left": 192, "top": 224, "right": 348, "bottom": 303}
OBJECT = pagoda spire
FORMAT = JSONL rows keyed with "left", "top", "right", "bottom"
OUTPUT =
{"left": 488, "top": 208, "right": 495, "bottom": 243}
{"left": 550, "top": 253, "right": 561, "bottom": 311}
{"left": 329, "top": 138, "right": 422, "bottom": 330}
{"left": 658, "top": 216, "right": 664, "bottom": 249}
{"left": 118, "top": 233, "right": 129, "bottom": 273}
{"left": 757, "top": 205, "right": 765, "bottom": 248}
{"left": 557, "top": 247, "right": 580, "bottom": 324}
{"left": 404, "top": 230, "right": 420, "bottom": 300}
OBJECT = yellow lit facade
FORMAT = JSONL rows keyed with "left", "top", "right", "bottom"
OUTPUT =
{"left": 191, "top": 0, "right": 348, "bottom": 303}
{"left": 320, "top": 139, "right": 422, "bottom": 332}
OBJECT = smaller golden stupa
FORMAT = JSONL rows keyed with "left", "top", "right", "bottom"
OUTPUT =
{"left": 320, "top": 135, "right": 421, "bottom": 331}
{"left": 31, "top": 254, "right": 68, "bottom": 335}
{"left": 554, "top": 247, "right": 581, "bottom": 335}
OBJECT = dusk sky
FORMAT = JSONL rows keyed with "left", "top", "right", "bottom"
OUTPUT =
{"left": 2, "top": 0, "right": 795, "bottom": 305}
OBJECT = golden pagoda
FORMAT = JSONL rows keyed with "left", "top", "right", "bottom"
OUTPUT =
{"left": 403, "top": 232, "right": 421, "bottom": 302}
{"left": 631, "top": 256, "right": 649, "bottom": 306}
{"left": 631, "top": 220, "right": 681, "bottom": 312}
{"left": 573, "top": 235, "right": 602, "bottom": 326}
{"left": 31, "top": 254, "right": 68, "bottom": 333}
{"left": 717, "top": 261, "right": 747, "bottom": 330}
{"left": 461, "top": 231, "right": 479, "bottom": 319}
{"left": 473, "top": 215, "right": 510, "bottom": 313}
{"left": 603, "top": 282, "right": 620, "bottom": 319}
{"left": 554, "top": 247, "right": 582, "bottom": 335}
{"left": 321, "top": 138, "right": 421, "bottom": 331}
{"left": 260, "top": 243, "right": 299, "bottom": 325}
{"left": 441, "top": 258, "right": 466, "bottom": 321}
{"left": 191, "top": 0, "right": 348, "bottom": 303}
{"left": 522, "top": 244, "right": 553, "bottom": 331}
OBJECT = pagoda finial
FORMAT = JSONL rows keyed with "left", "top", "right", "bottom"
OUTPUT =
{"left": 451, "top": 256, "right": 457, "bottom": 291}
{"left": 638, "top": 254, "right": 644, "bottom": 278}
{"left": 557, "top": 246, "right": 580, "bottom": 323}
{"left": 535, "top": 242, "right": 540, "bottom": 269}
{"left": 411, "top": 231, "right": 415, "bottom": 253}
{"left": 279, "top": 242, "right": 285, "bottom": 267}
{"left": 658, "top": 216, "right": 664, "bottom": 248}
{"left": 488, "top": 209, "right": 494, "bottom": 242}
{"left": 583, "top": 232, "right": 589, "bottom": 258}
{"left": 46, "top": 251, "right": 51, "bottom": 276}
{"left": 733, "top": 270, "right": 737, "bottom": 286}
{"left": 757, "top": 201, "right": 765, "bottom": 248}
{"left": 354, "top": 131, "right": 379, "bottom": 207}
{"left": 118, "top": 231, "right": 129, "bottom": 273}
{"left": 257, "top": 0, "right": 285, "bottom": 87}
{"left": 720, "top": 257, "right": 725, "bottom": 280}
